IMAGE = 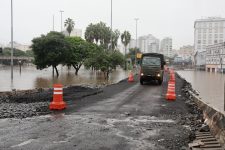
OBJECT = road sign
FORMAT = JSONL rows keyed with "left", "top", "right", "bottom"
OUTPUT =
{"left": 136, "top": 53, "right": 142, "bottom": 59}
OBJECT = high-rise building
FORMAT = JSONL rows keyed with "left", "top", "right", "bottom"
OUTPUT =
{"left": 177, "top": 45, "right": 194, "bottom": 61}
{"left": 128, "top": 39, "right": 137, "bottom": 49}
{"left": 194, "top": 17, "right": 225, "bottom": 53}
{"left": 137, "top": 34, "right": 159, "bottom": 53}
{"left": 194, "top": 17, "right": 225, "bottom": 67}
{"left": 160, "top": 37, "right": 173, "bottom": 58}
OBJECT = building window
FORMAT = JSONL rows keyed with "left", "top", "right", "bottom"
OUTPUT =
{"left": 219, "top": 40, "right": 223, "bottom": 43}
{"left": 203, "top": 40, "right": 206, "bottom": 44}
{"left": 214, "top": 40, "right": 218, "bottom": 44}
{"left": 209, "top": 23, "right": 212, "bottom": 28}
{"left": 198, "top": 40, "right": 201, "bottom": 44}
{"left": 220, "top": 22, "right": 223, "bottom": 27}
{"left": 220, "top": 28, "right": 223, "bottom": 32}
{"left": 220, "top": 34, "right": 223, "bottom": 38}
{"left": 198, "top": 29, "right": 201, "bottom": 33}
{"left": 208, "top": 40, "right": 212, "bottom": 44}
{"left": 209, "top": 29, "right": 212, "bottom": 33}
{"left": 215, "top": 34, "right": 218, "bottom": 38}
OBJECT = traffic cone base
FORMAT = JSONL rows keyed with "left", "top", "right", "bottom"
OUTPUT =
{"left": 50, "top": 101, "right": 66, "bottom": 110}
{"left": 128, "top": 71, "right": 134, "bottom": 82}
{"left": 166, "top": 93, "right": 176, "bottom": 100}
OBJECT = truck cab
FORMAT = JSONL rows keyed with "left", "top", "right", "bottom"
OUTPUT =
{"left": 140, "top": 53, "right": 165, "bottom": 85}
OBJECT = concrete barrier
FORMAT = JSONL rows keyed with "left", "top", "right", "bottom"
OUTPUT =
{"left": 189, "top": 91, "right": 225, "bottom": 147}
{"left": 176, "top": 73, "right": 225, "bottom": 147}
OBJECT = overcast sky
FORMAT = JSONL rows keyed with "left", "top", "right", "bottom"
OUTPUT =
{"left": 0, "top": 0, "right": 225, "bottom": 49}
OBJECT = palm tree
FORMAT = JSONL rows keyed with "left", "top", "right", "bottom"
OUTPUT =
{"left": 64, "top": 18, "right": 75, "bottom": 36}
{"left": 121, "top": 31, "right": 131, "bottom": 70}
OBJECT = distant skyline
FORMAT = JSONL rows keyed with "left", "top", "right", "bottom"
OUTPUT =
{"left": 0, "top": 0, "right": 225, "bottom": 49}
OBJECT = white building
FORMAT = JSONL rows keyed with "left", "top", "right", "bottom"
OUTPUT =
{"left": 160, "top": 37, "right": 173, "bottom": 58}
{"left": 194, "top": 17, "right": 225, "bottom": 68}
{"left": 177, "top": 45, "right": 194, "bottom": 61}
{"left": 205, "top": 42, "right": 225, "bottom": 72}
{"left": 138, "top": 34, "right": 159, "bottom": 53}
{"left": 62, "top": 28, "right": 82, "bottom": 37}
{"left": 7, "top": 41, "right": 30, "bottom": 51}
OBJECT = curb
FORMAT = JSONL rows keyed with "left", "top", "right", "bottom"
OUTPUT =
{"left": 176, "top": 73, "right": 225, "bottom": 148}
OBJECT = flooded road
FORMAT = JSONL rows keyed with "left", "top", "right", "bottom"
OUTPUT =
{"left": 177, "top": 70, "right": 225, "bottom": 114}
{"left": 0, "top": 65, "right": 129, "bottom": 92}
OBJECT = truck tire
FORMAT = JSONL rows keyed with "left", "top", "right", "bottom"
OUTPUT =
{"left": 140, "top": 79, "right": 144, "bottom": 85}
{"left": 158, "top": 79, "right": 163, "bottom": 85}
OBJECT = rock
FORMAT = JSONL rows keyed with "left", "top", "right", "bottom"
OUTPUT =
{"left": 199, "top": 124, "right": 210, "bottom": 132}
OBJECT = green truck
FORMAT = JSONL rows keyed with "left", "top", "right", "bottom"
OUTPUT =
{"left": 140, "top": 53, "right": 166, "bottom": 85}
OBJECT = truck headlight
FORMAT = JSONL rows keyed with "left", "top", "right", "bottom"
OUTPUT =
{"left": 141, "top": 73, "right": 144, "bottom": 76}
{"left": 157, "top": 73, "right": 160, "bottom": 77}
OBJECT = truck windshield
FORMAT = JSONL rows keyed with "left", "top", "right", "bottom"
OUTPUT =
{"left": 142, "top": 56, "right": 161, "bottom": 66}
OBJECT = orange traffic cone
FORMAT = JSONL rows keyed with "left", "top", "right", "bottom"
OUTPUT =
{"left": 49, "top": 84, "right": 66, "bottom": 110}
{"left": 128, "top": 71, "right": 134, "bottom": 82}
{"left": 166, "top": 88, "right": 176, "bottom": 101}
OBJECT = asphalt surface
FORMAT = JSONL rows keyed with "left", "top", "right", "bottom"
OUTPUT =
{"left": 0, "top": 73, "right": 200, "bottom": 150}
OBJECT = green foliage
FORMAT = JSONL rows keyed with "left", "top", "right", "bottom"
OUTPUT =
{"left": 84, "top": 48, "right": 124, "bottom": 79}
{"left": 2, "top": 47, "right": 26, "bottom": 56}
{"left": 64, "top": 18, "right": 75, "bottom": 36}
{"left": 31, "top": 31, "right": 66, "bottom": 76}
{"left": 121, "top": 31, "right": 131, "bottom": 48}
{"left": 111, "top": 29, "right": 120, "bottom": 50}
{"left": 85, "top": 22, "right": 119, "bottom": 50}
{"left": 25, "top": 50, "right": 34, "bottom": 57}
{"left": 64, "top": 37, "right": 90, "bottom": 75}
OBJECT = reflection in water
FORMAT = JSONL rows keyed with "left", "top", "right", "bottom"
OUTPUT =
{"left": 0, "top": 65, "right": 129, "bottom": 92}
{"left": 177, "top": 70, "right": 225, "bottom": 114}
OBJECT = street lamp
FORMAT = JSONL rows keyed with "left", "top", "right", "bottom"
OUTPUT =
{"left": 110, "top": 0, "right": 113, "bottom": 50}
{"left": 134, "top": 18, "right": 139, "bottom": 65}
{"left": 11, "top": 0, "right": 14, "bottom": 80}
{"left": 59, "top": 10, "right": 64, "bottom": 32}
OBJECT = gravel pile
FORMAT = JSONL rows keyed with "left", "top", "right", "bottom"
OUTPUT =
{"left": 0, "top": 86, "right": 102, "bottom": 119}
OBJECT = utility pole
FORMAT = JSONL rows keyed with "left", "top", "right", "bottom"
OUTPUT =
{"left": 59, "top": 10, "right": 64, "bottom": 32}
{"left": 134, "top": 18, "right": 139, "bottom": 65}
{"left": 11, "top": 0, "right": 14, "bottom": 80}
{"left": 110, "top": 0, "right": 113, "bottom": 51}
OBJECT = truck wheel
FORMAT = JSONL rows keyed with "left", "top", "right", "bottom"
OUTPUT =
{"left": 158, "top": 79, "right": 163, "bottom": 85}
{"left": 140, "top": 79, "right": 144, "bottom": 85}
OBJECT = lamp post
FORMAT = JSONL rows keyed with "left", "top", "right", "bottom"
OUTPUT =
{"left": 59, "top": 10, "right": 64, "bottom": 32}
{"left": 11, "top": 0, "right": 14, "bottom": 80}
{"left": 134, "top": 18, "right": 139, "bottom": 65}
{"left": 110, "top": 0, "right": 113, "bottom": 50}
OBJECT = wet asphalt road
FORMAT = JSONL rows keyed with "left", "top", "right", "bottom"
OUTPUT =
{"left": 0, "top": 75, "right": 191, "bottom": 150}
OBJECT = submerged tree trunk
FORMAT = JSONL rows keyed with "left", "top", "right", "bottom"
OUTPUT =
{"left": 72, "top": 64, "right": 82, "bottom": 75}
{"left": 53, "top": 66, "right": 59, "bottom": 77}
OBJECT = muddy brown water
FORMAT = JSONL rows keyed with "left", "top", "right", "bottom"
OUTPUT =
{"left": 0, "top": 65, "right": 129, "bottom": 92}
{"left": 177, "top": 70, "right": 225, "bottom": 115}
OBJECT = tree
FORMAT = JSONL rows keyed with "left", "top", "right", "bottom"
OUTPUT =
{"left": 31, "top": 31, "right": 66, "bottom": 76}
{"left": 2, "top": 47, "right": 26, "bottom": 56}
{"left": 121, "top": 31, "right": 131, "bottom": 70}
{"left": 64, "top": 37, "right": 90, "bottom": 75}
{"left": 111, "top": 29, "right": 120, "bottom": 51}
{"left": 64, "top": 18, "right": 75, "bottom": 36}
{"left": 84, "top": 48, "right": 124, "bottom": 79}
{"left": 85, "top": 22, "right": 111, "bottom": 50}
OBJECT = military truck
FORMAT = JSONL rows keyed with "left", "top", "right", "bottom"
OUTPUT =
{"left": 140, "top": 53, "right": 166, "bottom": 85}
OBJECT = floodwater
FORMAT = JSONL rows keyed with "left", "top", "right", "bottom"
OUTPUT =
{"left": 0, "top": 65, "right": 129, "bottom": 92}
{"left": 177, "top": 70, "right": 225, "bottom": 114}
